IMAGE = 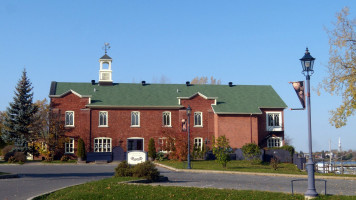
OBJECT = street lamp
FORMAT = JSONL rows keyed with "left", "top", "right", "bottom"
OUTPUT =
{"left": 300, "top": 48, "right": 318, "bottom": 198}
{"left": 186, "top": 105, "right": 192, "bottom": 169}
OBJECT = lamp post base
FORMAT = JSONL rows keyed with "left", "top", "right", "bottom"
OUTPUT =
{"left": 304, "top": 159, "right": 318, "bottom": 199}
{"left": 304, "top": 195, "right": 318, "bottom": 200}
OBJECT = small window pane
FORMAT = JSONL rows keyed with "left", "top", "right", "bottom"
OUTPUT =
{"left": 131, "top": 112, "right": 140, "bottom": 126}
{"left": 163, "top": 112, "right": 171, "bottom": 126}
{"left": 99, "top": 112, "right": 108, "bottom": 126}
{"left": 65, "top": 112, "right": 74, "bottom": 126}
{"left": 194, "top": 112, "right": 202, "bottom": 126}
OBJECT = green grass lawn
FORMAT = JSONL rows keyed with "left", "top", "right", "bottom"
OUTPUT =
{"left": 159, "top": 160, "right": 306, "bottom": 174}
{"left": 33, "top": 177, "right": 355, "bottom": 200}
{"left": 158, "top": 160, "right": 356, "bottom": 177}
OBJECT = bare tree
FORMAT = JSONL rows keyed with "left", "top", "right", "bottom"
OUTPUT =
{"left": 191, "top": 76, "right": 221, "bottom": 85}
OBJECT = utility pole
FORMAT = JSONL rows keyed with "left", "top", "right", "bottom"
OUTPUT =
{"left": 339, "top": 137, "right": 343, "bottom": 174}
{"left": 329, "top": 140, "right": 332, "bottom": 173}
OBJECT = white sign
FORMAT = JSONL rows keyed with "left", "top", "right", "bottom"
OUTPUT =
{"left": 127, "top": 151, "right": 146, "bottom": 165}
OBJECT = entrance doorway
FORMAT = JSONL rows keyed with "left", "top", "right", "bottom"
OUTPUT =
{"left": 127, "top": 138, "right": 144, "bottom": 151}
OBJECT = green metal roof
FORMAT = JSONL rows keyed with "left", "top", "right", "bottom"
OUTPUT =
{"left": 49, "top": 82, "right": 287, "bottom": 114}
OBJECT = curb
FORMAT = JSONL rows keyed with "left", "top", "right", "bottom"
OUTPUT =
{"left": 154, "top": 162, "right": 356, "bottom": 180}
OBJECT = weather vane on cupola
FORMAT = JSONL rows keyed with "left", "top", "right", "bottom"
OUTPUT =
{"left": 103, "top": 42, "right": 111, "bottom": 54}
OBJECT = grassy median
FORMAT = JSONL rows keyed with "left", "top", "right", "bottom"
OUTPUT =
{"left": 159, "top": 160, "right": 305, "bottom": 174}
{"left": 158, "top": 160, "right": 356, "bottom": 177}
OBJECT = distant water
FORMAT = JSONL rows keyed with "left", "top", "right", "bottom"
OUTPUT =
{"left": 316, "top": 161, "right": 356, "bottom": 165}
{"left": 316, "top": 161, "right": 356, "bottom": 175}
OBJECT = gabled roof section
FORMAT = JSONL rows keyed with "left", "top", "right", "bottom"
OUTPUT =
{"left": 49, "top": 82, "right": 287, "bottom": 114}
{"left": 49, "top": 89, "right": 91, "bottom": 99}
{"left": 177, "top": 92, "right": 217, "bottom": 100}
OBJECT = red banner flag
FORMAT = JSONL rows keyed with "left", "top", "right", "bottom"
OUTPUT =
{"left": 291, "top": 81, "right": 305, "bottom": 109}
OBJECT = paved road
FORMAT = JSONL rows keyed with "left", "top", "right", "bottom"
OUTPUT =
{"left": 153, "top": 167, "right": 356, "bottom": 196}
{"left": 0, "top": 163, "right": 355, "bottom": 200}
{"left": 0, "top": 163, "right": 117, "bottom": 200}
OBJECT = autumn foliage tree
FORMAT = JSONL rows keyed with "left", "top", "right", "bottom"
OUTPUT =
{"left": 161, "top": 129, "right": 191, "bottom": 161}
{"left": 321, "top": 7, "right": 356, "bottom": 128}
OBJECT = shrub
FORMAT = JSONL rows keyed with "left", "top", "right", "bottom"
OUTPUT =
{"left": 43, "top": 151, "right": 54, "bottom": 162}
{"left": 280, "top": 145, "right": 295, "bottom": 157}
{"left": 242, "top": 143, "right": 261, "bottom": 163}
{"left": 8, "top": 156, "right": 16, "bottom": 163}
{"left": 115, "top": 161, "right": 132, "bottom": 177}
{"left": 13, "top": 152, "right": 26, "bottom": 163}
{"left": 148, "top": 138, "right": 156, "bottom": 160}
{"left": 156, "top": 152, "right": 166, "bottom": 161}
{"left": 270, "top": 156, "right": 279, "bottom": 170}
{"left": 2, "top": 145, "right": 15, "bottom": 161}
{"left": 212, "top": 136, "right": 233, "bottom": 168}
{"left": 77, "top": 138, "right": 86, "bottom": 160}
{"left": 60, "top": 155, "right": 70, "bottom": 162}
{"left": 115, "top": 161, "right": 160, "bottom": 181}
{"left": 131, "top": 161, "right": 160, "bottom": 181}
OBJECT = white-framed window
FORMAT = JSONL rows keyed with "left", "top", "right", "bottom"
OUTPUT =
{"left": 266, "top": 112, "right": 282, "bottom": 131}
{"left": 99, "top": 111, "right": 108, "bottom": 127}
{"left": 267, "top": 137, "right": 283, "bottom": 148}
{"left": 162, "top": 111, "right": 171, "bottom": 127}
{"left": 131, "top": 111, "right": 140, "bottom": 127}
{"left": 94, "top": 137, "right": 112, "bottom": 152}
{"left": 65, "top": 138, "right": 74, "bottom": 154}
{"left": 65, "top": 111, "right": 74, "bottom": 127}
{"left": 194, "top": 112, "right": 203, "bottom": 127}
{"left": 158, "top": 137, "right": 174, "bottom": 153}
{"left": 194, "top": 137, "right": 203, "bottom": 151}
{"left": 158, "top": 137, "right": 169, "bottom": 153}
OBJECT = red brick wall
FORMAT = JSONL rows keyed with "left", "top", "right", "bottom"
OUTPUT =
{"left": 215, "top": 114, "right": 258, "bottom": 148}
{"left": 50, "top": 91, "right": 284, "bottom": 154}
{"left": 180, "top": 95, "right": 216, "bottom": 147}
{"left": 50, "top": 92, "right": 216, "bottom": 153}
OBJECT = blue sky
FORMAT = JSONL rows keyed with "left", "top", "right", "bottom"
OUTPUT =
{"left": 0, "top": 1, "right": 355, "bottom": 152}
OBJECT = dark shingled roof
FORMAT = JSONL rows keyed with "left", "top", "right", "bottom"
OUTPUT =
{"left": 49, "top": 82, "right": 287, "bottom": 114}
{"left": 100, "top": 54, "right": 112, "bottom": 60}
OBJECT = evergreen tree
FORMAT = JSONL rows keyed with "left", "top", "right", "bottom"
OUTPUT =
{"left": 1, "top": 69, "right": 38, "bottom": 152}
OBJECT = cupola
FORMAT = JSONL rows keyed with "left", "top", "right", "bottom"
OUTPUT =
{"left": 99, "top": 43, "right": 113, "bottom": 86}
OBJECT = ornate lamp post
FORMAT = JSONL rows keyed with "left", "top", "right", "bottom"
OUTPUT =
{"left": 186, "top": 105, "right": 192, "bottom": 169}
{"left": 300, "top": 48, "right": 318, "bottom": 198}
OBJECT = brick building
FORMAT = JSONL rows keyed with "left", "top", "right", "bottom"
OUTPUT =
{"left": 49, "top": 53, "right": 287, "bottom": 161}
